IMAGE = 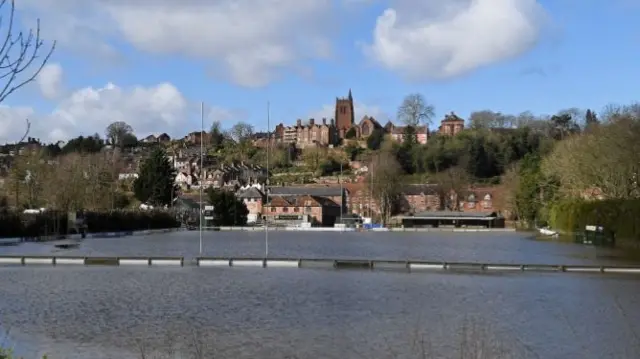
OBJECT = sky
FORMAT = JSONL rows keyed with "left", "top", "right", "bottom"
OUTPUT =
{"left": 0, "top": 0, "right": 639, "bottom": 144}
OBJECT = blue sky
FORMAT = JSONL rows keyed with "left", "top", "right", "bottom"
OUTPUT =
{"left": 1, "top": 0, "right": 639, "bottom": 143}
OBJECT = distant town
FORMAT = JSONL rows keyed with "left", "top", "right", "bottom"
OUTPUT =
{"left": 0, "top": 89, "right": 604, "bottom": 228}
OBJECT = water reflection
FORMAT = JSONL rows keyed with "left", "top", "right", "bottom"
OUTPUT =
{"left": 1, "top": 231, "right": 635, "bottom": 265}
{"left": 0, "top": 232, "right": 639, "bottom": 358}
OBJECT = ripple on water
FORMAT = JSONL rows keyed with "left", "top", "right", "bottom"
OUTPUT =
{"left": 1, "top": 232, "right": 640, "bottom": 358}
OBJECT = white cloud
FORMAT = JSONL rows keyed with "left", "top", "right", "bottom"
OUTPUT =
{"left": 17, "top": 0, "right": 337, "bottom": 87}
{"left": 37, "top": 63, "right": 64, "bottom": 99}
{"left": 365, "top": 0, "right": 548, "bottom": 80}
{"left": 0, "top": 80, "right": 238, "bottom": 144}
{"left": 309, "top": 101, "right": 391, "bottom": 125}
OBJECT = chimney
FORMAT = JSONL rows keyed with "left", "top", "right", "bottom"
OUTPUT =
{"left": 322, "top": 118, "right": 327, "bottom": 125}
{"left": 309, "top": 118, "right": 315, "bottom": 126}
{"left": 296, "top": 119, "right": 302, "bottom": 127}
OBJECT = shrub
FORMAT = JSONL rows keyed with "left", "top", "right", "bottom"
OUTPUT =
{"left": 0, "top": 210, "right": 180, "bottom": 238}
{"left": 549, "top": 199, "right": 640, "bottom": 241}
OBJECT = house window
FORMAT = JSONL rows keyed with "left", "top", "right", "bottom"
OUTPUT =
{"left": 283, "top": 207, "right": 289, "bottom": 212}
{"left": 305, "top": 206, "right": 312, "bottom": 213}
{"left": 294, "top": 207, "right": 299, "bottom": 212}
{"left": 270, "top": 207, "right": 276, "bottom": 212}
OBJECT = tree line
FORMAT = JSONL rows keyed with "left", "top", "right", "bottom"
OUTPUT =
{"left": 362, "top": 93, "right": 640, "bottom": 227}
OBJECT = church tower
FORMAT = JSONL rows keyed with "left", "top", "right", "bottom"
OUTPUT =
{"left": 335, "top": 89, "right": 355, "bottom": 139}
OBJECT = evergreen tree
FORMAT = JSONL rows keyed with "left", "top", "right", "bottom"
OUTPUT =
{"left": 345, "top": 127, "right": 357, "bottom": 139}
{"left": 206, "top": 188, "right": 248, "bottom": 226}
{"left": 585, "top": 109, "right": 599, "bottom": 131}
{"left": 366, "top": 128, "right": 384, "bottom": 150}
{"left": 402, "top": 125, "right": 418, "bottom": 147}
{"left": 133, "top": 148, "right": 177, "bottom": 207}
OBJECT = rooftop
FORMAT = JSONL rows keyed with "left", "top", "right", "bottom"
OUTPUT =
{"left": 398, "top": 211, "right": 499, "bottom": 220}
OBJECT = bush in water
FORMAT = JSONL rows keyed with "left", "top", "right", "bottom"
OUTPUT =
{"left": 0, "top": 210, "right": 180, "bottom": 238}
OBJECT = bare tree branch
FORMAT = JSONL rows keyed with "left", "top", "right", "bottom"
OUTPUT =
{"left": 0, "top": 0, "right": 56, "bottom": 105}
{"left": 17, "top": 117, "right": 29, "bottom": 143}
{"left": 397, "top": 93, "right": 435, "bottom": 127}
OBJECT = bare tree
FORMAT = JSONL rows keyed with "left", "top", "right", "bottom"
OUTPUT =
{"left": 397, "top": 93, "right": 435, "bottom": 127}
{"left": 105, "top": 121, "right": 134, "bottom": 146}
{"left": 367, "top": 150, "right": 403, "bottom": 225}
{"left": 0, "top": 0, "right": 55, "bottom": 103}
{"left": 229, "top": 121, "right": 254, "bottom": 143}
{"left": 6, "top": 149, "right": 45, "bottom": 208}
{"left": 0, "top": 0, "right": 56, "bottom": 141}
{"left": 468, "top": 111, "right": 516, "bottom": 129}
{"left": 430, "top": 167, "right": 469, "bottom": 211}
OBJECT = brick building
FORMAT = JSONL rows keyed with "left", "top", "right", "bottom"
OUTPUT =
{"left": 385, "top": 122, "right": 429, "bottom": 145}
{"left": 236, "top": 187, "right": 265, "bottom": 223}
{"left": 275, "top": 118, "right": 337, "bottom": 148}
{"left": 335, "top": 89, "right": 355, "bottom": 139}
{"left": 438, "top": 112, "right": 465, "bottom": 136}
{"left": 262, "top": 194, "right": 341, "bottom": 226}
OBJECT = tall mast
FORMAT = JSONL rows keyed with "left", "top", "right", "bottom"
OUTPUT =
{"left": 265, "top": 101, "right": 270, "bottom": 257}
{"left": 199, "top": 101, "right": 204, "bottom": 255}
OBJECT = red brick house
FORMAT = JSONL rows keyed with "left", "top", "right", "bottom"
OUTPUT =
{"left": 458, "top": 187, "right": 497, "bottom": 213}
{"left": 236, "top": 187, "right": 265, "bottom": 223}
{"left": 262, "top": 195, "right": 341, "bottom": 226}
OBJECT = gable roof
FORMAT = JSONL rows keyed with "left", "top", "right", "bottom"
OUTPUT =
{"left": 266, "top": 195, "right": 339, "bottom": 208}
{"left": 402, "top": 184, "right": 440, "bottom": 195}
{"left": 236, "top": 187, "right": 264, "bottom": 198}
{"left": 359, "top": 116, "right": 382, "bottom": 129}
{"left": 269, "top": 186, "right": 344, "bottom": 197}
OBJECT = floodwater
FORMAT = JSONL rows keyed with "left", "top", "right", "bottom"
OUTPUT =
{"left": 1, "top": 231, "right": 639, "bottom": 359}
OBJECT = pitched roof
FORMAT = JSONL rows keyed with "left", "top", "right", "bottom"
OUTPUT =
{"left": 359, "top": 116, "right": 383, "bottom": 129}
{"left": 266, "top": 195, "right": 338, "bottom": 208}
{"left": 402, "top": 184, "right": 440, "bottom": 195}
{"left": 236, "top": 187, "right": 264, "bottom": 198}
{"left": 269, "top": 186, "right": 344, "bottom": 197}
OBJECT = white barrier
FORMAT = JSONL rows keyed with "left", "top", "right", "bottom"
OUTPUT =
{"left": 150, "top": 259, "right": 182, "bottom": 266}
{"left": 284, "top": 227, "right": 356, "bottom": 232}
{"left": 485, "top": 265, "right": 523, "bottom": 271}
{"left": 55, "top": 258, "right": 85, "bottom": 265}
{"left": 564, "top": 267, "right": 602, "bottom": 273}
{"left": 1, "top": 256, "right": 640, "bottom": 277}
{"left": 0, "top": 257, "right": 23, "bottom": 264}
{"left": 231, "top": 259, "right": 264, "bottom": 267}
{"left": 266, "top": 260, "right": 299, "bottom": 268}
{"left": 118, "top": 259, "right": 149, "bottom": 265}
{"left": 24, "top": 257, "right": 54, "bottom": 265}
{"left": 409, "top": 263, "right": 445, "bottom": 270}
{"left": 197, "top": 259, "right": 230, "bottom": 267}
{"left": 602, "top": 268, "right": 640, "bottom": 274}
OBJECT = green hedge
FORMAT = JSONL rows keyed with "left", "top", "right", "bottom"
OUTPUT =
{"left": 85, "top": 210, "right": 179, "bottom": 232}
{"left": 0, "top": 210, "right": 180, "bottom": 238}
{"left": 549, "top": 199, "right": 640, "bottom": 241}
